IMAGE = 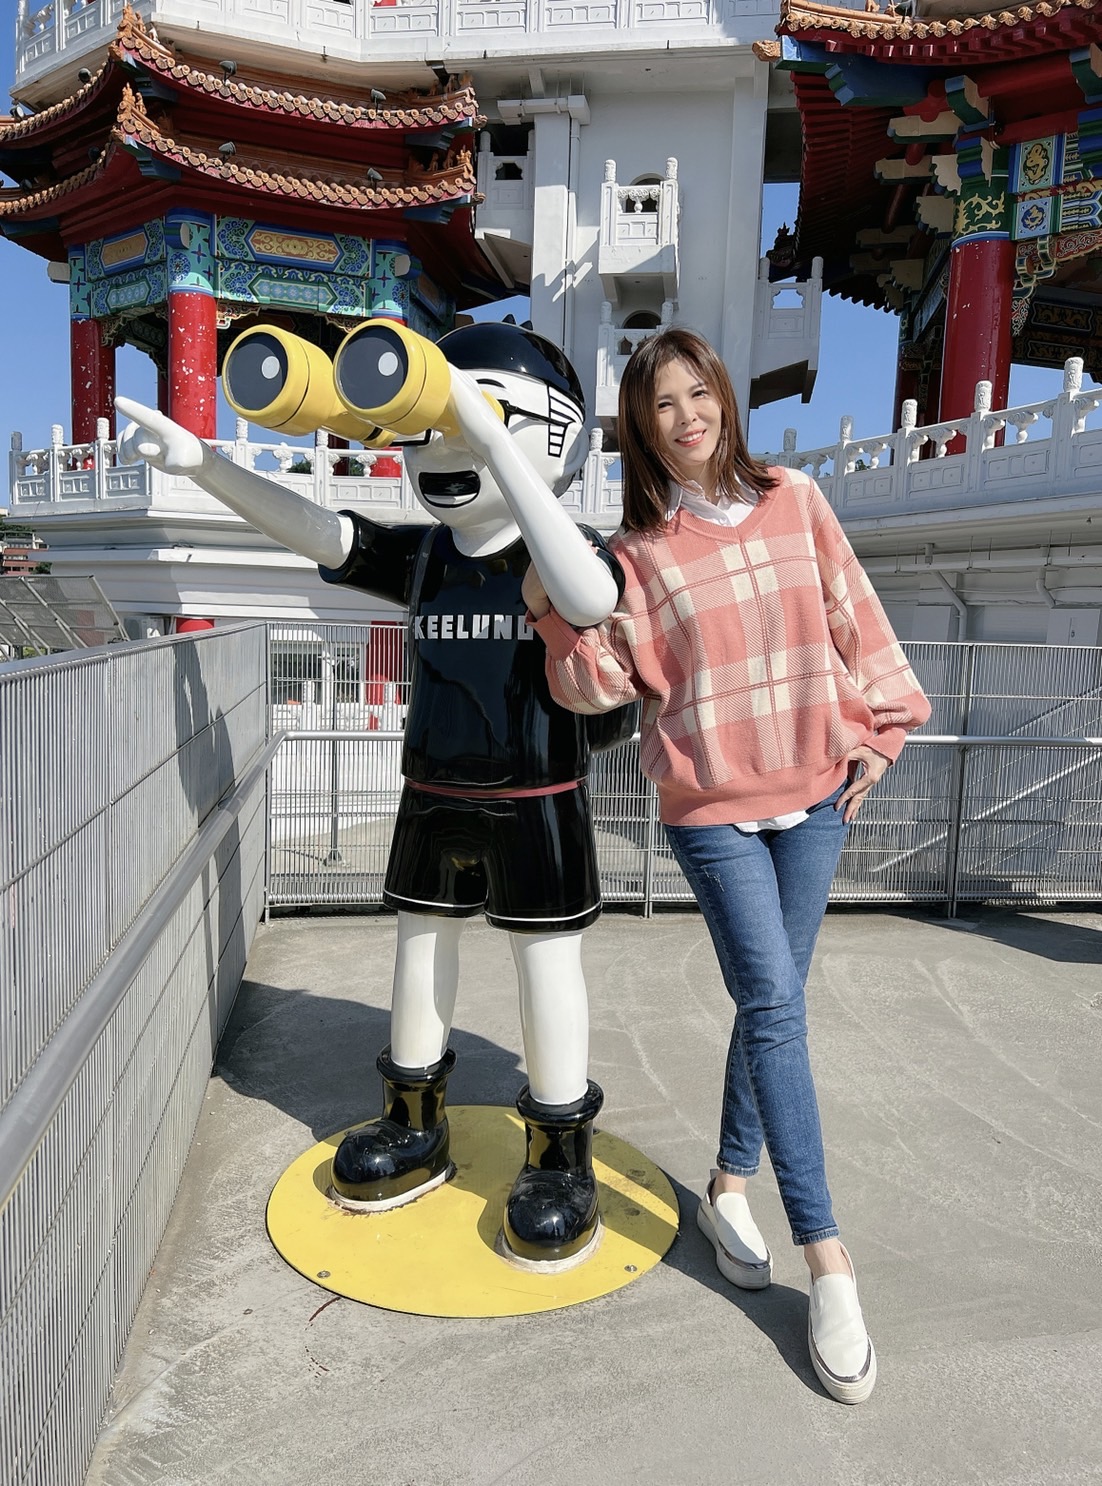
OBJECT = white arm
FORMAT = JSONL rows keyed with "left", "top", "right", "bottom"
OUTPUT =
{"left": 115, "top": 397, "right": 354, "bottom": 570}
{"left": 447, "top": 373, "right": 619, "bottom": 628}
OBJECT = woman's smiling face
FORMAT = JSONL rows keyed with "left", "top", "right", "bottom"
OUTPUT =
{"left": 653, "top": 357, "right": 723, "bottom": 493}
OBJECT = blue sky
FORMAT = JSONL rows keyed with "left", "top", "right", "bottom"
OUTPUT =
{"left": 0, "top": 39, "right": 1079, "bottom": 460}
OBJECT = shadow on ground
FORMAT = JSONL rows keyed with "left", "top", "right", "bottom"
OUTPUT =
{"left": 215, "top": 980, "right": 528, "bottom": 1141}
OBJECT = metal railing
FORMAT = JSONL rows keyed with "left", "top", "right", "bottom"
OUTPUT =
{"left": 0, "top": 625, "right": 269, "bottom": 1486}
{"left": 265, "top": 634, "right": 1102, "bottom": 915}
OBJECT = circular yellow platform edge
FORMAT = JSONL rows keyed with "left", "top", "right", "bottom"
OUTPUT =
{"left": 267, "top": 1104, "right": 680, "bottom": 1317}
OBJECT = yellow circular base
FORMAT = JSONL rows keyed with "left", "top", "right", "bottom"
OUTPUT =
{"left": 266, "top": 1105, "right": 679, "bottom": 1317}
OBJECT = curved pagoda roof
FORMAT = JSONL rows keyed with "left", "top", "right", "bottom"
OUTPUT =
{"left": 766, "top": 0, "right": 1100, "bottom": 59}
{"left": 0, "top": 5, "right": 498, "bottom": 301}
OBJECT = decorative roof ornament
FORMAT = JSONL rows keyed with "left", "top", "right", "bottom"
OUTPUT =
{"left": 774, "top": 0, "right": 1101, "bottom": 44}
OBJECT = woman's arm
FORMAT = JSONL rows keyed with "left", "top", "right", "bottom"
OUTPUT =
{"left": 531, "top": 601, "right": 647, "bottom": 716}
{"left": 807, "top": 477, "right": 932, "bottom": 759}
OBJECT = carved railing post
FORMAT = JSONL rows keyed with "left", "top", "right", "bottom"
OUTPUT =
{"left": 1051, "top": 355, "right": 1087, "bottom": 485}
{"left": 1065, "top": 356, "right": 1093, "bottom": 433}
{"left": 897, "top": 399, "right": 920, "bottom": 508}
{"left": 314, "top": 428, "right": 330, "bottom": 506}
{"left": 962, "top": 377, "right": 993, "bottom": 492}
{"left": 972, "top": 378, "right": 995, "bottom": 450}
{"left": 233, "top": 415, "right": 252, "bottom": 471}
{"left": 94, "top": 416, "right": 111, "bottom": 499}
{"left": 839, "top": 414, "right": 854, "bottom": 466}
{"left": 50, "top": 423, "right": 65, "bottom": 502}
{"left": 9, "top": 431, "right": 23, "bottom": 497}
{"left": 582, "top": 426, "right": 604, "bottom": 512}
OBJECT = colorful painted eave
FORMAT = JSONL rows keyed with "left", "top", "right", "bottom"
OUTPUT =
{"left": 768, "top": 0, "right": 1102, "bottom": 59}
{"left": 788, "top": 75, "right": 897, "bottom": 307}
{"left": 759, "top": 0, "right": 1102, "bottom": 309}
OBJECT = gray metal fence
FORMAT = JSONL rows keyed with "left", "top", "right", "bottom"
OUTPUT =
{"left": 0, "top": 623, "right": 1099, "bottom": 1484}
{"left": 265, "top": 631, "right": 1102, "bottom": 914}
{"left": 0, "top": 625, "right": 271, "bottom": 1486}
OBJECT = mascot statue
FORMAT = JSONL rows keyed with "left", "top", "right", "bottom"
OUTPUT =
{"left": 117, "top": 318, "right": 627, "bottom": 1270}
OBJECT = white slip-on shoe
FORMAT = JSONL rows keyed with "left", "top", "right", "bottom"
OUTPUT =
{"left": 696, "top": 1179, "right": 773, "bottom": 1290}
{"left": 807, "top": 1243, "right": 877, "bottom": 1404}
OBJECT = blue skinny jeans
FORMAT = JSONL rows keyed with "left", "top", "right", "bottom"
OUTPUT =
{"left": 665, "top": 786, "right": 850, "bottom": 1246}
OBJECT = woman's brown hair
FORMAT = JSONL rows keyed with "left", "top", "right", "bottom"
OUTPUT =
{"left": 617, "top": 327, "right": 778, "bottom": 533}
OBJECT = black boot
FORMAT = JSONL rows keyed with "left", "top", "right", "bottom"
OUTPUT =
{"left": 329, "top": 1046, "right": 456, "bottom": 1211}
{"left": 502, "top": 1081, "right": 604, "bottom": 1269}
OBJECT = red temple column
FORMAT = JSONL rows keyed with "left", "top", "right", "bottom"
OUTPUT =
{"left": 71, "top": 318, "right": 116, "bottom": 442}
{"left": 328, "top": 432, "right": 351, "bottom": 477}
{"left": 939, "top": 236, "right": 1014, "bottom": 424}
{"left": 167, "top": 291, "right": 218, "bottom": 438}
{"left": 923, "top": 358, "right": 942, "bottom": 431}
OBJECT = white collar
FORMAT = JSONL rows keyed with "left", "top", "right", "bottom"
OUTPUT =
{"left": 666, "top": 478, "right": 755, "bottom": 526}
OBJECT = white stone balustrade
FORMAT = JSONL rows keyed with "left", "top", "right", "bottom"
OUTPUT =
{"left": 13, "top": 0, "right": 782, "bottom": 87}
{"left": 751, "top": 256, "right": 823, "bottom": 403}
{"left": 762, "top": 357, "right": 1102, "bottom": 530}
{"left": 598, "top": 159, "right": 680, "bottom": 302}
{"left": 12, "top": 361, "right": 1102, "bottom": 535}
{"left": 8, "top": 423, "right": 410, "bottom": 520}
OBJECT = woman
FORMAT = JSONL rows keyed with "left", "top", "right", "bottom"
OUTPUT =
{"left": 523, "top": 328, "right": 931, "bottom": 1404}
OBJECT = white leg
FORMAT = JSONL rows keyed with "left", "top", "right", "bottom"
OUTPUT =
{"left": 510, "top": 931, "right": 589, "bottom": 1106}
{"left": 389, "top": 911, "right": 464, "bottom": 1069}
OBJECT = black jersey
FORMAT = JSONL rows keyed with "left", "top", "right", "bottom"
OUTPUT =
{"left": 319, "top": 513, "right": 624, "bottom": 791}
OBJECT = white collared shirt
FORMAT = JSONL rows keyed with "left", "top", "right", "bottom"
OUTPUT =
{"left": 666, "top": 477, "right": 757, "bottom": 528}
{"left": 666, "top": 478, "right": 809, "bottom": 833}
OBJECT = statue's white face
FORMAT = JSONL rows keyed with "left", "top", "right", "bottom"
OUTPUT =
{"left": 403, "top": 365, "right": 587, "bottom": 537}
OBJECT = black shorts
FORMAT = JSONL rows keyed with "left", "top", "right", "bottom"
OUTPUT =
{"left": 384, "top": 782, "right": 602, "bottom": 934}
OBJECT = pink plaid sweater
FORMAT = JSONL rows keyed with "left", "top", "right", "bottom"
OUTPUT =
{"left": 535, "top": 467, "right": 931, "bottom": 826}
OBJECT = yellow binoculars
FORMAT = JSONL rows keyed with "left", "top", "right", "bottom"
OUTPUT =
{"left": 222, "top": 319, "right": 500, "bottom": 446}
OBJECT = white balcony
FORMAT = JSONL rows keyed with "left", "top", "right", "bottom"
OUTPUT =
{"left": 597, "top": 160, "right": 680, "bottom": 303}
{"left": 749, "top": 256, "right": 822, "bottom": 409}
{"left": 13, "top": 0, "right": 783, "bottom": 96}
{"left": 593, "top": 302, "right": 673, "bottom": 421}
{"left": 473, "top": 137, "right": 534, "bottom": 289}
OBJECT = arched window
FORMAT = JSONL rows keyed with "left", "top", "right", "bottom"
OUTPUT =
{"left": 622, "top": 311, "right": 661, "bottom": 331}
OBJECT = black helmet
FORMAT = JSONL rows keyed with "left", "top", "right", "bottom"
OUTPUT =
{"left": 436, "top": 322, "right": 585, "bottom": 417}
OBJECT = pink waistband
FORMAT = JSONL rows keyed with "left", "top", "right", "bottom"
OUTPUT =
{"left": 405, "top": 778, "right": 582, "bottom": 801}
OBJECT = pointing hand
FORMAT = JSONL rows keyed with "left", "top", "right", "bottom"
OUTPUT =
{"left": 115, "top": 396, "right": 209, "bottom": 476}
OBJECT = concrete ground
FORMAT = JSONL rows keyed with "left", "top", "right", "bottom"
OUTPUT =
{"left": 87, "top": 904, "right": 1102, "bottom": 1486}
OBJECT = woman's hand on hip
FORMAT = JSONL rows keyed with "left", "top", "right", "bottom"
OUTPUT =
{"left": 836, "top": 744, "right": 890, "bottom": 823}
